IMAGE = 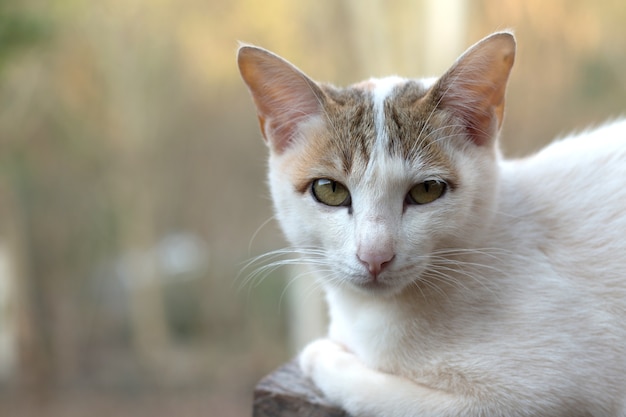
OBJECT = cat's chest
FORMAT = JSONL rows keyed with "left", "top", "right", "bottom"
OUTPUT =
{"left": 325, "top": 287, "right": 443, "bottom": 372}
{"left": 323, "top": 280, "right": 519, "bottom": 376}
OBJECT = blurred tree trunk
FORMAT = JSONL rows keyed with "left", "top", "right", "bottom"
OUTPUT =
{"left": 0, "top": 178, "right": 19, "bottom": 383}
{"left": 0, "top": 173, "right": 52, "bottom": 391}
{"left": 422, "top": 0, "right": 468, "bottom": 74}
{"left": 96, "top": 13, "right": 175, "bottom": 373}
{"left": 0, "top": 241, "right": 16, "bottom": 382}
{"left": 107, "top": 112, "right": 174, "bottom": 377}
{"left": 0, "top": 1, "right": 56, "bottom": 392}
{"left": 343, "top": 0, "right": 467, "bottom": 76}
{"left": 123, "top": 200, "right": 173, "bottom": 372}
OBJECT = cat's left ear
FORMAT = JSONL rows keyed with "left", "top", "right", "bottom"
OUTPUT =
{"left": 431, "top": 32, "right": 516, "bottom": 146}
{"left": 238, "top": 45, "right": 325, "bottom": 153}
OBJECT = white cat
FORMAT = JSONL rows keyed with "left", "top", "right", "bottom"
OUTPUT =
{"left": 238, "top": 32, "right": 626, "bottom": 417}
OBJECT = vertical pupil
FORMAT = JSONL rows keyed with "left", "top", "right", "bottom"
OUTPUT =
{"left": 331, "top": 181, "right": 337, "bottom": 193}
{"left": 424, "top": 181, "right": 430, "bottom": 192}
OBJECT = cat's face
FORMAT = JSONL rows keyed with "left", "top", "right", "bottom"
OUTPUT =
{"left": 267, "top": 78, "right": 500, "bottom": 296}
{"left": 239, "top": 33, "right": 515, "bottom": 296}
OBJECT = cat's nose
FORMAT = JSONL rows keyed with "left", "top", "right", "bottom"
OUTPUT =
{"left": 357, "top": 249, "right": 395, "bottom": 277}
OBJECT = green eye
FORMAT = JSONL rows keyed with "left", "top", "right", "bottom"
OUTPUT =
{"left": 311, "top": 179, "right": 351, "bottom": 207}
{"left": 407, "top": 180, "right": 446, "bottom": 205}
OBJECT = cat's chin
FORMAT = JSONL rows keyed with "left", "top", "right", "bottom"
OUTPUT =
{"left": 345, "top": 274, "right": 413, "bottom": 298}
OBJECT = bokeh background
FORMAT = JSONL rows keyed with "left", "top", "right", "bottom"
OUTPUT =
{"left": 0, "top": 0, "right": 625, "bottom": 415}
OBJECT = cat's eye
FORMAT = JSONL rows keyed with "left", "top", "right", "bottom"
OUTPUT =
{"left": 407, "top": 180, "right": 447, "bottom": 205}
{"left": 311, "top": 179, "right": 351, "bottom": 207}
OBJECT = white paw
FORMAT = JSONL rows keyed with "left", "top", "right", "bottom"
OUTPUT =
{"left": 299, "top": 339, "right": 376, "bottom": 410}
{"left": 299, "top": 338, "right": 346, "bottom": 377}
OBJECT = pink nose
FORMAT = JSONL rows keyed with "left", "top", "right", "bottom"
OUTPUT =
{"left": 357, "top": 249, "right": 395, "bottom": 276}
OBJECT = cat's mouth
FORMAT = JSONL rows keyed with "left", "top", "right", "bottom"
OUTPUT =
{"left": 355, "top": 279, "right": 391, "bottom": 291}
{"left": 348, "top": 272, "right": 411, "bottom": 296}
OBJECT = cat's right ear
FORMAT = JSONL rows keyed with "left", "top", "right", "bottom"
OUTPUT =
{"left": 237, "top": 45, "right": 325, "bottom": 153}
{"left": 430, "top": 32, "right": 516, "bottom": 147}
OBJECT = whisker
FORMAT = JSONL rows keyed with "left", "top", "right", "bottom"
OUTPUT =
{"left": 237, "top": 247, "right": 332, "bottom": 291}
{"left": 278, "top": 266, "right": 332, "bottom": 313}
{"left": 247, "top": 216, "right": 277, "bottom": 255}
{"left": 413, "top": 273, "right": 451, "bottom": 302}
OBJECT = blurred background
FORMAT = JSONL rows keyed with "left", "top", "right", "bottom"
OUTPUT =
{"left": 0, "top": 0, "right": 624, "bottom": 415}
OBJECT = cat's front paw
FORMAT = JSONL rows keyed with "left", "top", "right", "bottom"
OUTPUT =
{"left": 300, "top": 338, "right": 370, "bottom": 405}
{"left": 299, "top": 338, "right": 348, "bottom": 377}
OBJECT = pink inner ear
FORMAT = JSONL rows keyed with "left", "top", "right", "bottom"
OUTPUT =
{"left": 438, "top": 79, "right": 502, "bottom": 147}
{"left": 238, "top": 46, "right": 324, "bottom": 153}
{"left": 433, "top": 33, "right": 515, "bottom": 146}
{"left": 258, "top": 77, "right": 324, "bottom": 152}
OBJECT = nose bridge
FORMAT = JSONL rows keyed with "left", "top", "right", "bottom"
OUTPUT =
{"left": 354, "top": 200, "right": 397, "bottom": 275}
{"left": 353, "top": 175, "right": 399, "bottom": 247}
{"left": 357, "top": 209, "right": 394, "bottom": 249}
{"left": 352, "top": 154, "right": 402, "bottom": 274}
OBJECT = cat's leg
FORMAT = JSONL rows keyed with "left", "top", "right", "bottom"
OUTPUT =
{"left": 300, "top": 339, "right": 474, "bottom": 417}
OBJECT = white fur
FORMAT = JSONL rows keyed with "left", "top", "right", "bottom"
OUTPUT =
{"left": 372, "top": 76, "right": 404, "bottom": 156}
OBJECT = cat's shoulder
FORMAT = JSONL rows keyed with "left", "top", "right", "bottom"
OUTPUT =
{"left": 538, "top": 118, "right": 626, "bottom": 159}
{"left": 500, "top": 118, "right": 626, "bottom": 193}
{"left": 505, "top": 119, "right": 626, "bottom": 170}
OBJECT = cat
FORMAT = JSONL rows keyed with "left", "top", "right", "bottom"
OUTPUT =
{"left": 237, "top": 32, "right": 626, "bottom": 417}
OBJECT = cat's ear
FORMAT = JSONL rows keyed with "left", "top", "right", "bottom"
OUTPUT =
{"left": 237, "top": 45, "right": 325, "bottom": 153}
{"left": 431, "top": 32, "right": 516, "bottom": 146}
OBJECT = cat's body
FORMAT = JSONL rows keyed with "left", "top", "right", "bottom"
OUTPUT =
{"left": 238, "top": 33, "right": 626, "bottom": 416}
{"left": 320, "top": 119, "right": 626, "bottom": 416}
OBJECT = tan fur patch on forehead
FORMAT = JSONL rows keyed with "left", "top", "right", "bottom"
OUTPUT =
{"left": 384, "top": 81, "right": 461, "bottom": 179}
{"left": 291, "top": 84, "right": 377, "bottom": 193}
{"left": 288, "top": 80, "right": 462, "bottom": 194}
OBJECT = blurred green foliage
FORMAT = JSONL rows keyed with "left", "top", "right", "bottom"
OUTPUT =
{"left": 0, "top": 0, "right": 51, "bottom": 72}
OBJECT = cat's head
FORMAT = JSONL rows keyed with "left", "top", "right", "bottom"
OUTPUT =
{"left": 238, "top": 32, "right": 515, "bottom": 297}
